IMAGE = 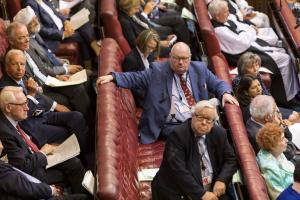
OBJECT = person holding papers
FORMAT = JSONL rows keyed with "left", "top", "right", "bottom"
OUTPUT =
{"left": 24, "top": 0, "right": 100, "bottom": 64}
{"left": 6, "top": 22, "right": 91, "bottom": 118}
{"left": 0, "top": 140, "right": 89, "bottom": 200}
{"left": 0, "top": 86, "right": 90, "bottom": 198}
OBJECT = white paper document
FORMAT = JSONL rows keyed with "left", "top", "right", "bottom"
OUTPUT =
{"left": 288, "top": 123, "right": 300, "bottom": 149}
{"left": 70, "top": 8, "right": 90, "bottom": 30}
{"left": 59, "top": 0, "right": 83, "bottom": 10}
{"left": 137, "top": 168, "right": 159, "bottom": 181}
{"left": 181, "top": 7, "right": 196, "bottom": 21}
{"left": 82, "top": 170, "right": 95, "bottom": 195}
{"left": 46, "top": 134, "right": 80, "bottom": 169}
{"left": 45, "top": 69, "right": 87, "bottom": 87}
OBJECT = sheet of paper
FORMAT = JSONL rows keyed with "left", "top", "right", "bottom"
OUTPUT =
{"left": 160, "top": 0, "right": 176, "bottom": 3}
{"left": 45, "top": 69, "right": 87, "bottom": 87}
{"left": 181, "top": 7, "right": 196, "bottom": 21}
{"left": 46, "top": 134, "right": 80, "bottom": 169}
{"left": 70, "top": 8, "right": 90, "bottom": 30}
{"left": 82, "top": 170, "right": 95, "bottom": 195}
{"left": 289, "top": 123, "right": 300, "bottom": 149}
{"left": 137, "top": 168, "right": 159, "bottom": 182}
{"left": 59, "top": 0, "right": 83, "bottom": 10}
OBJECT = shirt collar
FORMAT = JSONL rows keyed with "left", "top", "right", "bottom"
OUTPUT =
{"left": 4, "top": 114, "right": 18, "bottom": 129}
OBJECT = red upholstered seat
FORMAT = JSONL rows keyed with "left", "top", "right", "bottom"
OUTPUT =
{"left": 99, "top": 0, "right": 131, "bottom": 55}
{"left": 193, "top": 1, "right": 270, "bottom": 199}
{"left": 5, "top": 0, "right": 80, "bottom": 64}
{"left": 96, "top": 38, "right": 164, "bottom": 200}
{"left": 0, "top": 18, "right": 9, "bottom": 78}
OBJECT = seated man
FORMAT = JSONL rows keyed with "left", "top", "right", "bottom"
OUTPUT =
{"left": 277, "top": 160, "right": 300, "bottom": 200}
{"left": 246, "top": 95, "right": 298, "bottom": 161}
{"left": 0, "top": 86, "right": 88, "bottom": 195}
{"left": 151, "top": 100, "right": 237, "bottom": 200}
{"left": 0, "top": 49, "right": 87, "bottom": 151}
{"left": 208, "top": 0, "right": 300, "bottom": 107}
{"left": 24, "top": 0, "right": 100, "bottom": 61}
{"left": 0, "top": 139, "right": 89, "bottom": 200}
{"left": 6, "top": 22, "right": 91, "bottom": 118}
{"left": 13, "top": 6, "right": 83, "bottom": 78}
{"left": 97, "top": 42, "right": 238, "bottom": 144}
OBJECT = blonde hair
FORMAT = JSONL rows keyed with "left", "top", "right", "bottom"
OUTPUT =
{"left": 0, "top": 86, "right": 23, "bottom": 110}
{"left": 136, "top": 29, "right": 160, "bottom": 56}
{"left": 118, "top": 0, "right": 140, "bottom": 14}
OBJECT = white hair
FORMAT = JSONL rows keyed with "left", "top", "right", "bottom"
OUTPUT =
{"left": 191, "top": 100, "right": 219, "bottom": 120}
{"left": 249, "top": 95, "right": 275, "bottom": 119}
{"left": 208, "top": 0, "right": 228, "bottom": 19}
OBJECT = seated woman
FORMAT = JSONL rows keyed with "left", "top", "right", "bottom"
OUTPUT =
{"left": 118, "top": 0, "right": 180, "bottom": 54}
{"left": 256, "top": 123, "right": 295, "bottom": 200}
{"left": 235, "top": 74, "right": 262, "bottom": 121}
{"left": 122, "top": 29, "right": 160, "bottom": 107}
{"left": 233, "top": 52, "right": 296, "bottom": 119}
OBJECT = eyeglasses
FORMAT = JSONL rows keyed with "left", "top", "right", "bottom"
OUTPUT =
{"left": 9, "top": 100, "right": 28, "bottom": 107}
{"left": 171, "top": 55, "right": 190, "bottom": 62}
{"left": 193, "top": 113, "right": 215, "bottom": 124}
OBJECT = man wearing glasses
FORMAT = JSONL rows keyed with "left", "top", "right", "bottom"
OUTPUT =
{"left": 151, "top": 100, "right": 237, "bottom": 200}
{"left": 97, "top": 42, "right": 238, "bottom": 144}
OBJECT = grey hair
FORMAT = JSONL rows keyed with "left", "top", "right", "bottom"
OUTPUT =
{"left": 191, "top": 100, "right": 219, "bottom": 120}
{"left": 249, "top": 95, "right": 275, "bottom": 119}
{"left": 237, "top": 52, "right": 261, "bottom": 75}
{"left": 5, "top": 49, "right": 25, "bottom": 68}
{"left": 6, "top": 22, "right": 26, "bottom": 41}
{"left": 0, "top": 86, "right": 23, "bottom": 110}
{"left": 208, "top": 0, "right": 228, "bottom": 19}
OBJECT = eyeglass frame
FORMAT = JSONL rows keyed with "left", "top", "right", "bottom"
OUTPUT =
{"left": 8, "top": 100, "right": 28, "bottom": 107}
{"left": 193, "top": 113, "right": 216, "bottom": 124}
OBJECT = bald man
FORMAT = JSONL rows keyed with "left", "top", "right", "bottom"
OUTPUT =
{"left": 97, "top": 42, "right": 238, "bottom": 144}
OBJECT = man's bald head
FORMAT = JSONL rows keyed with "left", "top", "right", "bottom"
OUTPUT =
{"left": 169, "top": 42, "right": 191, "bottom": 75}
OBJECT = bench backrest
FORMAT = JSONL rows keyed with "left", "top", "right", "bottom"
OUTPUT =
{"left": 96, "top": 38, "right": 140, "bottom": 200}
{"left": 193, "top": 1, "right": 270, "bottom": 200}
{"left": 99, "top": 0, "right": 131, "bottom": 55}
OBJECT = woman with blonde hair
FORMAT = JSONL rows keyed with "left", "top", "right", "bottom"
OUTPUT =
{"left": 256, "top": 123, "right": 295, "bottom": 200}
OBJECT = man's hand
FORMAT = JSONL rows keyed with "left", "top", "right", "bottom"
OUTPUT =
{"left": 26, "top": 77, "right": 39, "bottom": 96}
{"left": 288, "top": 111, "right": 300, "bottom": 124}
{"left": 55, "top": 104, "right": 70, "bottom": 112}
{"left": 143, "top": 1, "right": 157, "bottom": 15}
{"left": 50, "top": 185, "right": 63, "bottom": 196}
{"left": 59, "top": 8, "right": 71, "bottom": 16}
{"left": 63, "top": 20, "right": 74, "bottom": 38}
{"left": 40, "top": 144, "right": 57, "bottom": 155}
{"left": 96, "top": 75, "right": 114, "bottom": 85}
{"left": 201, "top": 191, "right": 218, "bottom": 200}
{"left": 213, "top": 181, "right": 226, "bottom": 197}
{"left": 67, "top": 65, "right": 83, "bottom": 74}
{"left": 222, "top": 93, "right": 239, "bottom": 107}
{"left": 56, "top": 75, "right": 70, "bottom": 81}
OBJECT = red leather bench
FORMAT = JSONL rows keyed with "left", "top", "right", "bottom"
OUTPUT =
{"left": 96, "top": 38, "right": 164, "bottom": 200}
{"left": 0, "top": 18, "right": 9, "bottom": 78}
{"left": 193, "top": 1, "right": 270, "bottom": 200}
{"left": 5, "top": 0, "right": 80, "bottom": 65}
{"left": 99, "top": 0, "right": 131, "bottom": 56}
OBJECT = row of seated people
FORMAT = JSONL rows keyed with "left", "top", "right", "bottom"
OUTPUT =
{"left": 202, "top": 0, "right": 300, "bottom": 199}
{"left": 0, "top": 4, "right": 98, "bottom": 199}
{"left": 208, "top": 0, "right": 300, "bottom": 108}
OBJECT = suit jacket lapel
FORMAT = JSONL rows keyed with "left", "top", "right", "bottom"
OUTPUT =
{"left": 165, "top": 63, "right": 173, "bottom": 97}
{"left": 190, "top": 136, "right": 203, "bottom": 184}
{"left": 206, "top": 130, "right": 217, "bottom": 175}
{"left": 133, "top": 48, "right": 145, "bottom": 71}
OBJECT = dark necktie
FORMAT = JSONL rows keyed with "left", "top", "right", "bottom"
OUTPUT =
{"left": 179, "top": 75, "right": 196, "bottom": 107}
{"left": 16, "top": 124, "right": 39, "bottom": 153}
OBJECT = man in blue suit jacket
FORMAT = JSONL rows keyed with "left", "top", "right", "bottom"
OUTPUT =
{"left": 97, "top": 42, "right": 238, "bottom": 144}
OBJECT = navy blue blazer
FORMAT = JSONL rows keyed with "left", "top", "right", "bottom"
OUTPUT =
{"left": 114, "top": 61, "right": 232, "bottom": 144}
{"left": 151, "top": 120, "right": 237, "bottom": 200}
{"left": 0, "top": 160, "right": 52, "bottom": 200}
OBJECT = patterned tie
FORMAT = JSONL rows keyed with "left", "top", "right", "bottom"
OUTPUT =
{"left": 16, "top": 124, "right": 39, "bottom": 153}
{"left": 179, "top": 75, "right": 196, "bottom": 107}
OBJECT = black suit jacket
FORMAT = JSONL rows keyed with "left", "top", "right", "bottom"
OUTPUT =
{"left": 152, "top": 120, "right": 237, "bottom": 200}
{"left": 0, "top": 111, "right": 48, "bottom": 179}
{"left": 0, "top": 160, "right": 52, "bottom": 200}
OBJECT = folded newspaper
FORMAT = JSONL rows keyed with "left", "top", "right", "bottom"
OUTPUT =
{"left": 82, "top": 170, "right": 95, "bottom": 195}
{"left": 70, "top": 8, "right": 90, "bottom": 30}
{"left": 46, "top": 134, "right": 80, "bottom": 169}
{"left": 59, "top": 0, "right": 83, "bottom": 10}
{"left": 181, "top": 7, "right": 196, "bottom": 21}
{"left": 45, "top": 69, "right": 87, "bottom": 87}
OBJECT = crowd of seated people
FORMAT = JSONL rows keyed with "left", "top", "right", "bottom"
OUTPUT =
{"left": 208, "top": 0, "right": 300, "bottom": 108}
{"left": 0, "top": 2, "right": 100, "bottom": 198}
